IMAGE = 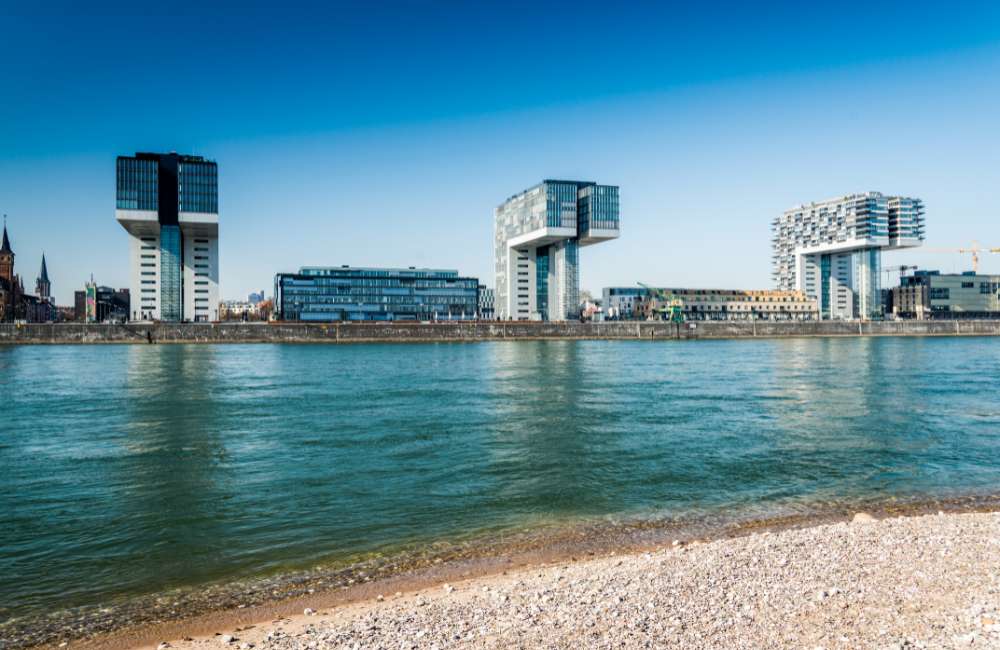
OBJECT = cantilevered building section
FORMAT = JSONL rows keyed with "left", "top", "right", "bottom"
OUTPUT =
{"left": 115, "top": 152, "right": 220, "bottom": 322}
{"left": 772, "top": 192, "right": 924, "bottom": 320}
{"left": 495, "top": 180, "right": 619, "bottom": 320}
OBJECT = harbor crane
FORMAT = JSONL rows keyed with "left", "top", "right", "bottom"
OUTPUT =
{"left": 922, "top": 242, "right": 1000, "bottom": 274}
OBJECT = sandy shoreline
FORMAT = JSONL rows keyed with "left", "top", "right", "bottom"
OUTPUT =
{"left": 26, "top": 508, "right": 1000, "bottom": 650}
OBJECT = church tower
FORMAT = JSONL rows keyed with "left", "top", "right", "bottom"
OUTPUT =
{"left": 0, "top": 220, "right": 15, "bottom": 321}
{"left": 36, "top": 253, "right": 51, "bottom": 301}
{"left": 0, "top": 221, "right": 13, "bottom": 288}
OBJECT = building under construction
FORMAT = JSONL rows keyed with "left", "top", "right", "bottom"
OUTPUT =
{"left": 889, "top": 270, "right": 1000, "bottom": 319}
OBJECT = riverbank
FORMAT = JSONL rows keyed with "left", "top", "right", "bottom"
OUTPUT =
{"left": 72, "top": 509, "right": 1000, "bottom": 650}
{"left": 2, "top": 319, "right": 1000, "bottom": 344}
{"left": 13, "top": 501, "right": 1000, "bottom": 650}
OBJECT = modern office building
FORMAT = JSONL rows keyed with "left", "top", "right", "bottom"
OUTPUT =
{"left": 603, "top": 287, "right": 818, "bottom": 321}
{"left": 772, "top": 192, "right": 924, "bottom": 320}
{"left": 495, "top": 180, "right": 619, "bottom": 321}
{"left": 274, "top": 266, "right": 479, "bottom": 321}
{"left": 890, "top": 270, "right": 1000, "bottom": 319}
{"left": 477, "top": 285, "right": 495, "bottom": 319}
{"left": 115, "top": 152, "right": 220, "bottom": 322}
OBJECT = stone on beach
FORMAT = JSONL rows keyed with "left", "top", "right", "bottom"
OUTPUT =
{"left": 148, "top": 512, "right": 1000, "bottom": 650}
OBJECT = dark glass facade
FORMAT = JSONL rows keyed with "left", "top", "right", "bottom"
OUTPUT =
{"left": 535, "top": 246, "right": 549, "bottom": 320}
{"left": 116, "top": 157, "right": 159, "bottom": 210}
{"left": 275, "top": 267, "right": 480, "bottom": 322}
{"left": 179, "top": 161, "right": 219, "bottom": 213}
{"left": 116, "top": 153, "right": 218, "bottom": 215}
{"left": 578, "top": 184, "right": 620, "bottom": 235}
{"left": 159, "top": 225, "right": 182, "bottom": 321}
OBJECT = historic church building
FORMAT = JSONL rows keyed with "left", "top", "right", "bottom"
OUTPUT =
{"left": 0, "top": 223, "right": 54, "bottom": 323}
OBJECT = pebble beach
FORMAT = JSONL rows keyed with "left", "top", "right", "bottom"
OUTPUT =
{"left": 113, "top": 511, "right": 1000, "bottom": 650}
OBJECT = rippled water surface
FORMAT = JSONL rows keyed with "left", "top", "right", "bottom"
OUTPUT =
{"left": 2, "top": 338, "right": 1000, "bottom": 622}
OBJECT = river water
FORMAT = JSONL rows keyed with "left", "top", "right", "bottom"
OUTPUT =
{"left": 2, "top": 338, "right": 999, "bottom": 635}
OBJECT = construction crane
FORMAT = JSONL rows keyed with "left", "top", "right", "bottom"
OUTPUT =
{"left": 638, "top": 283, "right": 685, "bottom": 323}
{"left": 882, "top": 264, "right": 918, "bottom": 286}
{"left": 922, "top": 242, "right": 1000, "bottom": 274}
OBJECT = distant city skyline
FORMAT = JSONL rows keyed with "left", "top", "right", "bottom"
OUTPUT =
{"left": 2, "top": 1, "right": 1000, "bottom": 305}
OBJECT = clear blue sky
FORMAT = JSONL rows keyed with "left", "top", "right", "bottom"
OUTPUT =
{"left": 1, "top": 0, "right": 999, "bottom": 304}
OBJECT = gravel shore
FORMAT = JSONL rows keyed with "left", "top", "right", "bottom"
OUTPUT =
{"left": 128, "top": 511, "right": 1000, "bottom": 650}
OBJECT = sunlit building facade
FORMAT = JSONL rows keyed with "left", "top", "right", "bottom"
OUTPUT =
{"left": 772, "top": 192, "right": 924, "bottom": 320}
{"left": 495, "top": 180, "right": 619, "bottom": 321}
{"left": 274, "top": 266, "right": 479, "bottom": 321}
{"left": 116, "top": 152, "right": 220, "bottom": 322}
{"left": 891, "top": 270, "right": 1000, "bottom": 319}
{"left": 603, "top": 287, "right": 818, "bottom": 321}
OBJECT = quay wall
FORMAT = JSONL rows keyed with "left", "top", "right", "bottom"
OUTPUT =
{"left": 1, "top": 320, "right": 999, "bottom": 344}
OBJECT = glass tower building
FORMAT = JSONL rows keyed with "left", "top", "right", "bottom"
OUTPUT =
{"left": 274, "top": 266, "right": 479, "bottom": 321}
{"left": 116, "top": 152, "right": 220, "bottom": 322}
{"left": 494, "top": 180, "right": 619, "bottom": 320}
{"left": 772, "top": 192, "right": 924, "bottom": 320}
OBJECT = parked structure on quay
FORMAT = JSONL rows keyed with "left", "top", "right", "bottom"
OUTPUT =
{"left": 494, "top": 180, "right": 619, "bottom": 321}
{"left": 772, "top": 192, "right": 924, "bottom": 320}
{"left": 274, "top": 266, "right": 479, "bottom": 322}
{"left": 602, "top": 287, "right": 818, "bottom": 321}
{"left": 889, "top": 270, "right": 1000, "bottom": 319}
{"left": 116, "top": 152, "right": 220, "bottom": 322}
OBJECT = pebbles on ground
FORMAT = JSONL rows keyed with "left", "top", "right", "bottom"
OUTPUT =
{"left": 147, "top": 512, "right": 1000, "bottom": 650}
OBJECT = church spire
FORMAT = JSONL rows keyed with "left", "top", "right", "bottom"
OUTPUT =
{"left": 39, "top": 253, "right": 49, "bottom": 283}
{"left": 0, "top": 215, "right": 11, "bottom": 254}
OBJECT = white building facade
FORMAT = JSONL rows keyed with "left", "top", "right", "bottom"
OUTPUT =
{"left": 494, "top": 180, "right": 619, "bottom": 320}
{"left": 772, "top": 192, "right": 924, "bottom": 320}
{"left": 116, "top": 153, "right": 220, "bottom": 322}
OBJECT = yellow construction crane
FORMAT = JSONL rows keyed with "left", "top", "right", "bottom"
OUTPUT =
{"left": 923, "top": 242, "right": 1000, "bottom": 273}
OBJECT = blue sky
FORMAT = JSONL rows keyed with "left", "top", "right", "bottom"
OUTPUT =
{"left": 1, "top": 1, "right": 999, "bottom": 304}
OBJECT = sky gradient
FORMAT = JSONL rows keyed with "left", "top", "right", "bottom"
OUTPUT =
{"left": 2, "top": 0, "right": 999, "bottom": 304}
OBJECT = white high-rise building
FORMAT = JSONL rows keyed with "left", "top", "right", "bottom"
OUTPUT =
{"left": 116, "top": 153, "right": 220, "bottom": 322}
{"left": 494, "top": 180, "right": 619, "bottom": 321}
{"left": 772, "top": 192, "right": 924, "bottom": 320}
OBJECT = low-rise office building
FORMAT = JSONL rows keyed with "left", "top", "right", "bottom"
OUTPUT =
{"left": 891, "top": 270, "right": 1000, "bottom": 319}
{"left": 603, "top": 287, "right": 819, "bottom": 321}
{"left": 275, "top": 266, "right": 479, "bottom": 322}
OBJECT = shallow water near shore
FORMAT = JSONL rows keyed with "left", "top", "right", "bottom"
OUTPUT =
{"left": 2, "top": 337, "right": 1000, "bottom": 646}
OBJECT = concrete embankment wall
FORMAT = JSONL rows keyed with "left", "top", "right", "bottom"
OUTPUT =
{"left": 1, "top": 320, "right": 999, "bottom": 344}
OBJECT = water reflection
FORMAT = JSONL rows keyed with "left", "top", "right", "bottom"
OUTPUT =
{"left": 119, "top": 346, "right": 234, "bottom": 591}
{"left": 2, "top": 338, "right": 1000, "bottom": 622}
